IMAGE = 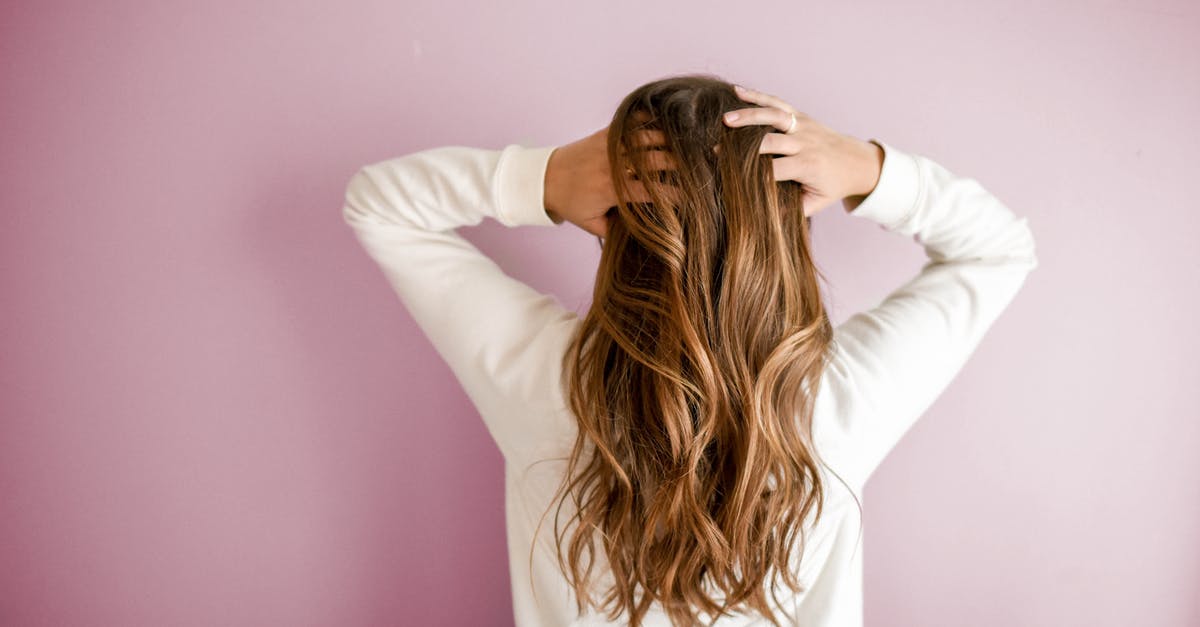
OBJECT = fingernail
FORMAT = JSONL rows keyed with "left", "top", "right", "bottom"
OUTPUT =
{"left": 725, "top": 112, "right": 739, "bottom": 122}
{"left": 733, "top": 84, "right": 745, "bottom": 92}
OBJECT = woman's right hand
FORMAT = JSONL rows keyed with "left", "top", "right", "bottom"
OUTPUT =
{"left": 721, "top": 84, "right": 884, "bottom": 217}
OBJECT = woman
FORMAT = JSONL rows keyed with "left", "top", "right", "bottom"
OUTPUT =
{"left": 341, "top": 74, "right": 1038, "bottom": 627}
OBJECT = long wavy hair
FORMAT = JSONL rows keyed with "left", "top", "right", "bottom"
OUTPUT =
{"left": 534, "top": 74, "right": 860, "bottom": 626}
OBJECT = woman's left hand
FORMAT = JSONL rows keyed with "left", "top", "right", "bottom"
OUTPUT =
{"left": 543, "top": 124, "right": 670, "bottom": 238}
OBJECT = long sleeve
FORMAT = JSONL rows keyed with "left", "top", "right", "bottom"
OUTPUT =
{"left": 814, "top": 140, "right": 1039, "bottom": 492}
{"left": 341, "top": 144, "right": 580, "bottom": 464}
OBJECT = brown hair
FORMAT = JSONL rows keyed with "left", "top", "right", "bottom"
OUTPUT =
{"left": 534, "top": 73, "right": 860, "bottom": 626}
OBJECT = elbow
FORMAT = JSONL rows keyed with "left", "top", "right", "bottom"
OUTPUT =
{"left": 1018, "top": 215, "right": 1039, "bottom": 273}
{"left": 341, "top": 167, "right": 376, "bottom": 227}
{"left": 989, "top": 213, "right": 1038, "bottom": 275}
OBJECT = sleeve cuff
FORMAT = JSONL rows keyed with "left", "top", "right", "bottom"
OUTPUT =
{"left": 494, "top": 143, "right": 560, "bottom": 228}
{"left": 843, "top": 139, "right": 922, "bottom": 231}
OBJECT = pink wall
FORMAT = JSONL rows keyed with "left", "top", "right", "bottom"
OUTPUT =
{"left": 3, "top": 1, "right": 1197, "bottom": 625}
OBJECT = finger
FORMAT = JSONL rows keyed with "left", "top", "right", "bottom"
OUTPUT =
{"left": 624, "top": 145, "right": 681, "bottom": 176}
{"left": 631, "top": 129, "right": 666, "bottom": 146}
{"left": 621, "top": 144, "right": 678, "bottom": 169}
{"left": 771, "top": 154, "right": 812, "bottom": 186}
{"left": 618, "top": 177, "right": 657, "bottom": 203}
{"left": 732, "top": 85, "right": 797, "bottom": 114}
{"left": 618, "top": 130, "right": 667, "bottom": 158}
{"left": 633, "top": 149, "right": 679, "bottom": 171}
{"left": 619, "top": 145, "right": 678, "bottom": 167}
{"left": 582, "top": 213, "right": 610, "bottom": 239}
{"left": 620, "top": 174, "right": 682, "bottom": 208}
{"left": 724, "top": 106, "right": 799, "bottom": 134}
{"left": 757, "top": 131, "right": 802, "bottom": 156}
{"left": 772, "top": 156, "right": 787, "bottom": 183}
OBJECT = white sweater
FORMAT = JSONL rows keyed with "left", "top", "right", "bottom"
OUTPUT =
{"left": 341, "top": 138, "right": 1038, "bottom": 626}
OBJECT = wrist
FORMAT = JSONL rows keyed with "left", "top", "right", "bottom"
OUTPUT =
{"left": 542, "top": 148, "right": 566, "bottom": 224}
{"left": 851, "top": 138, "right": 884, "bottom": 198}
{"left": 840, "top": 138, "right": 883, "bottom": 213}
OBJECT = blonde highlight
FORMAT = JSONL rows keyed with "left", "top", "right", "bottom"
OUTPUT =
{"left": 532, "top": 74, "right": 861, "bottom": 626}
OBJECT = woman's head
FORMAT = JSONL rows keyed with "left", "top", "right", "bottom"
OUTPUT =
{"left": 539, "top": 73, "right": 848, "bottom": 626}
{"left": 601, "top": 74, "right": 812, "bottom": 246}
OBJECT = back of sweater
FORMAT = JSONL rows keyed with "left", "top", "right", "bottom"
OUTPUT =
{"left": 340, "top": 138, "right": 1037, "bottom": 626}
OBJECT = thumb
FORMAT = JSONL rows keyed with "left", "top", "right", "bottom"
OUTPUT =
{"left": 583, "top": 214, "right": 610, "bottom": 239}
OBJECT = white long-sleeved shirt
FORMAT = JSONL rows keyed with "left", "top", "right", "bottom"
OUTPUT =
{"left": 341, "top": 139, "right": 1038, "bottom": 626}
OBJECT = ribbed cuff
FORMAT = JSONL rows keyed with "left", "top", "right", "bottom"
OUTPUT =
{"left": 495, "top": 143, "right": 560, "bottom": 228}
{"left": 843, "top": 139, "right": 922, "bottom": 231}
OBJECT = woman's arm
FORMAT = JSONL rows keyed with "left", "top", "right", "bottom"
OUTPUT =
{"left": 341, "top": 144, "right": 579, "bottom": 464}
{"left": 815, "top": 140, "right": 1039, "bottom": 491}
